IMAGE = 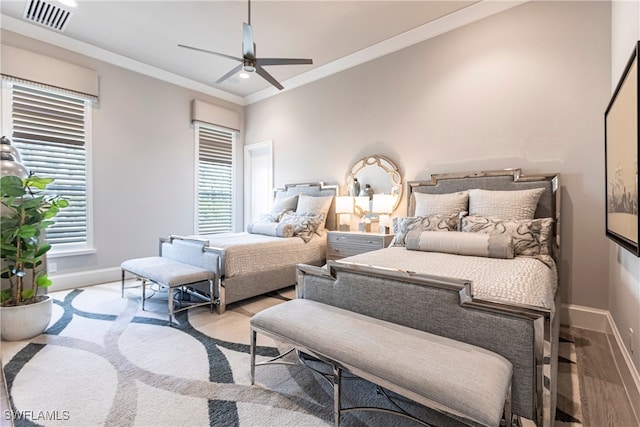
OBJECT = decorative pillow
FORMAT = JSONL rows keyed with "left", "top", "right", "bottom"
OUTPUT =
{"left": 468, "top": 188, "right": 545, "bottom": 220}
{"left": 246, "top": 221, "right": 294, "bottom": 238}
{"left": 404, "top": 230, "right": 514, "bottom": 259}
{"left": 269, "top": 195, "right": 299, "bottom": 222}
{"left": 461, "top": 216, "right": 554, "bottom": 256}
{"left": 413, "top": 191, "right": 469, "bottom": 217}
{"left": 296, "top": 194, "right": 334, "bottom": 232}
{"left": 390, "top": 214, "right": 462, "bottom": 247}
{"left": 280, "top": 212, "right": 323, "bottom": 243}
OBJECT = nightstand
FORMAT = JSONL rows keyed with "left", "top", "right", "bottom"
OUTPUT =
{"left": 326, "top": 231, "right": 394, "bottom": 261}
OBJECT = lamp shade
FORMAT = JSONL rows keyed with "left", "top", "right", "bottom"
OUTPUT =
{"left": 335, "top": 196, "right": 354, "bottom": 214}
{"left": 372, "top": 194, "right": 395, "bottom": 214}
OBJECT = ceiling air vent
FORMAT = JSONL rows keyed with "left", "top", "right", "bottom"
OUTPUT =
{"left": 23, "top": 0, "right": 72, "bottom": 32}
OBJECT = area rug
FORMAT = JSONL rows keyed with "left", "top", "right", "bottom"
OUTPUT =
{"left": 1, "top": 282, "right": 583, "bottom": 426}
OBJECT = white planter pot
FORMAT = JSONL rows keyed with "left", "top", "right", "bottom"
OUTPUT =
{"left": 1, "top": 296, "right": 53, "bottom": 341}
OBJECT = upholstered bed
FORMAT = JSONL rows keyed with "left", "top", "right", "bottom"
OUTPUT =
{"left": 296, "top": 169, "right": 560, "bottom": 427}
{"left": 184, "top": 182, "right": 338, "bottom": 313}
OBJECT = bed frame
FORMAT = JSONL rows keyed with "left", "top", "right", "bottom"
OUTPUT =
{"left": 186, "top": 182, "right": 338, "bottom": 314}
{"left": 297, "top": 169, "right": 560, "bottom": 427}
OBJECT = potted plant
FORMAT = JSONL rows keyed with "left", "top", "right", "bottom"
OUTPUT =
{"left": 0, "top": 174, "right": 69, "bottom": 341}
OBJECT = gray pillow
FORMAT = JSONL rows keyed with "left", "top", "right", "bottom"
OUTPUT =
{"left": 247, "top": 221, "right": 294, "bottom": 238}
{"left": 405, "top": 230, "right": 514, "bottom": 259}
{"left": 269, "top": 195, "right": 299, "bottom": 221}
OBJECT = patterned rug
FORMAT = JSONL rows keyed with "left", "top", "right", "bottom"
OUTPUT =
{"left": 1, "top": 282, "right": 583, "bottom": 426}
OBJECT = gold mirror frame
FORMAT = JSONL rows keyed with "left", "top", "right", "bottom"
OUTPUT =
{"left": 345, "top": 155, "right": 402, "bottom": 213}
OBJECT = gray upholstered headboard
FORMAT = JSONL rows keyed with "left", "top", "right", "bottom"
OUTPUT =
{"left": 274, "top": 182, "right": 339, "bottom": 231}
{"left": 407, "top": 169, "right": 560, "bottom": 250}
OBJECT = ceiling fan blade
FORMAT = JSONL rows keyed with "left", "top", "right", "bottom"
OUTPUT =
{"left": 215, "top": 64, "right": 244, "bottom": 84}
{"left": 255, "top": 65, "right": 284, "bottom": 90}
{"left": 256, "top": 58, "right": 313, "bottom": 66}
{"left": 243, "top": 23, "right": 255, "bottom": 60}
{"left": 178, "top": 44, "right": 243, "bottom": 63}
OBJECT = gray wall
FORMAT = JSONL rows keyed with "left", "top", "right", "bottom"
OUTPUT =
{"left": 0, "top": 30, "right": 245, "bottom": 285}
{"left": 246, "top": 1, "right": 611, "bottom": 311}
{"left": 609, "top": 0, "right": 640, "bottom": 382}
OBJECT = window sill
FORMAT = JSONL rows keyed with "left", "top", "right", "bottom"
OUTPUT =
{"left": 47, "top": 247, "right": 97, "bottom": 258}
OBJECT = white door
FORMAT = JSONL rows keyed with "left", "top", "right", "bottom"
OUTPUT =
{"left": 244, "top": 141, "right": 273, "bottom": 228}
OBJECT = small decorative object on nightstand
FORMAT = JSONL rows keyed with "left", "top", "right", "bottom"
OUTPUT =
{"left": 326, "top": 231, "right": 394, "bottom": 261}
{"left": 354, "top": 196, "right": 370, "bottom": 232}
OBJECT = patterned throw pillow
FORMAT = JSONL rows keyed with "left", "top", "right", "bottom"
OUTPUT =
{"left": 468, "top": 188, "right": 545, "bottom": 220}
{"left": 296, "top": 194, "right": 334, "bottom": 232}
{"left": 280, "top": 212, "right": 324, "bottom": 243}
{"left": 460, "top": 216, "right": 554, "bottom": 256}
{"left": 390, "top": 214, "right": 462, "bottom": 247}
{"left": 413, "top": 191, "right": 469, "bottom": 217}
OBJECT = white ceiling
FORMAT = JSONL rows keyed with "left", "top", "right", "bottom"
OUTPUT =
{"left": 0, "top": 0, "right": 525, "bottom": 105}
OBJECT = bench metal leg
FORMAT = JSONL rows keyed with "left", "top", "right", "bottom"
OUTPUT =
{"left": 504, "top": 385, "right": 513, "bottom": 427}
{"left": 141, "top": 279, "right": 147, "bottom": 310}
{"left": 333, "top": 365, "right": 341, "bottom": 427}
{"left": 168, "top": 285, "right": 175, "bottom": 325}
{"left": 121, "top": 269, "right": 125, "bottom": 297}
{"left": 250, "top": 328, "right": 257, "bottom": 385}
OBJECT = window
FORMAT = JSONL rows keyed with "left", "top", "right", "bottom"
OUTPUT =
{"left": 196, "top": 123, "right": 234, "bottom": 234}
{"left": 2, "top": 81, "right": 91, "bottom": 253}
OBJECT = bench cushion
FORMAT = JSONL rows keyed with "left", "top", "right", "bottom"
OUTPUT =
{"left": 251, "top": 299, "right": 512, "bottom": 427}
{"left": 121, "top": 256, "right": 214, "bottom": 287}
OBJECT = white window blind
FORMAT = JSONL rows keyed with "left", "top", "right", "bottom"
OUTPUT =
{"left": 7, "top": 83, "right": 88, "bottom": 247}
{"left": 196, "top": 124, "right": 234, "bottom": 234}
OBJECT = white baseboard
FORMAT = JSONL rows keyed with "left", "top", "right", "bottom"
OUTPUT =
{"left": 49, "top": 267, "right": 121, "bottom": 292}
{"left": 560, "top": 302, "right": 611, "bottom": 332}
{"left": 562, "top": 303, "right": 640, "bottom": 412}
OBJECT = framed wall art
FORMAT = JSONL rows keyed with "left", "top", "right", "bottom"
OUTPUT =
{"left": 605, "top": 41, "right": 640, "bottom": 256}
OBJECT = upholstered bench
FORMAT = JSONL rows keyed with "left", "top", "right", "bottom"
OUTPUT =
{"left": 121, "top": 236, "right": 218, "bottom": 324}
{"left": 250, "top": 299, "right": 513, "bottom": 427}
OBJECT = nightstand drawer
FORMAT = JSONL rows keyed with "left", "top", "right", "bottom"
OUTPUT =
{"left": 326, "top": 232, "right": 393, "bottom": 260}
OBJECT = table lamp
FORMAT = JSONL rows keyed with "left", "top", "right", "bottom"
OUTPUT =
{"left": 334, "top": 196, "right": 354, "bottom": 231}
{"left": 372, "top": 194, "right": 395, "bottom": 234}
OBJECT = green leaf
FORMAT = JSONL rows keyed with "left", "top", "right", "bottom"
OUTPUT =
{"left": 0, "top": 175, "right": 26, "bottom": 197}
{"left": 25, "top": 176, "right": 53, "bottom": 190}
{"left": 0, "top": 289, "right": 12, "bottom": 303}
{"left": 21, "top": 289, "right": 35, "bottom": 300}
{"left": 35, "top": 244, "right": 52, "bottom": 257}
{"left": 36, "top": 275, "right": 52, "bottom": 288}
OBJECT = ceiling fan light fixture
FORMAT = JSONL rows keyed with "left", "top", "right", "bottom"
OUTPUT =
{"left": 239, "top": 70, "right": 251, "bottom": 79}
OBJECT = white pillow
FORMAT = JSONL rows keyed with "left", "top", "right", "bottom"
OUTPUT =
{"left": 468, "top": 188, "right": 544, "bottom": 220}
{"left": 296, "top": 194, "right": 334, "bottom": 231}
{"left": 414, "top": 191, "right": 469, "bottom": 216}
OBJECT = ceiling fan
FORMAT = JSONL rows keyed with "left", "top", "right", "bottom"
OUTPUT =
{"left": 178, "top": 0, "right": 313, "bottom": 91}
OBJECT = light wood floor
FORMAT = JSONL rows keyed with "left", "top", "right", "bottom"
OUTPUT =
{"left": 568, "top": 326, "right": 639, "bottom": 427}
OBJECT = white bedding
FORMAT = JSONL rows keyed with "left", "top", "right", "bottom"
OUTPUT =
{"left": 336, "top": 247, "right": 557, "bottom": 311}
{"left": 195, "top": 232, "right": 327, "bottom": 278}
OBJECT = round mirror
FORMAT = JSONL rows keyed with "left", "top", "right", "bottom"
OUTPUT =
{"left": 346, "top": 155, "right": 402, "bottom": 213}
